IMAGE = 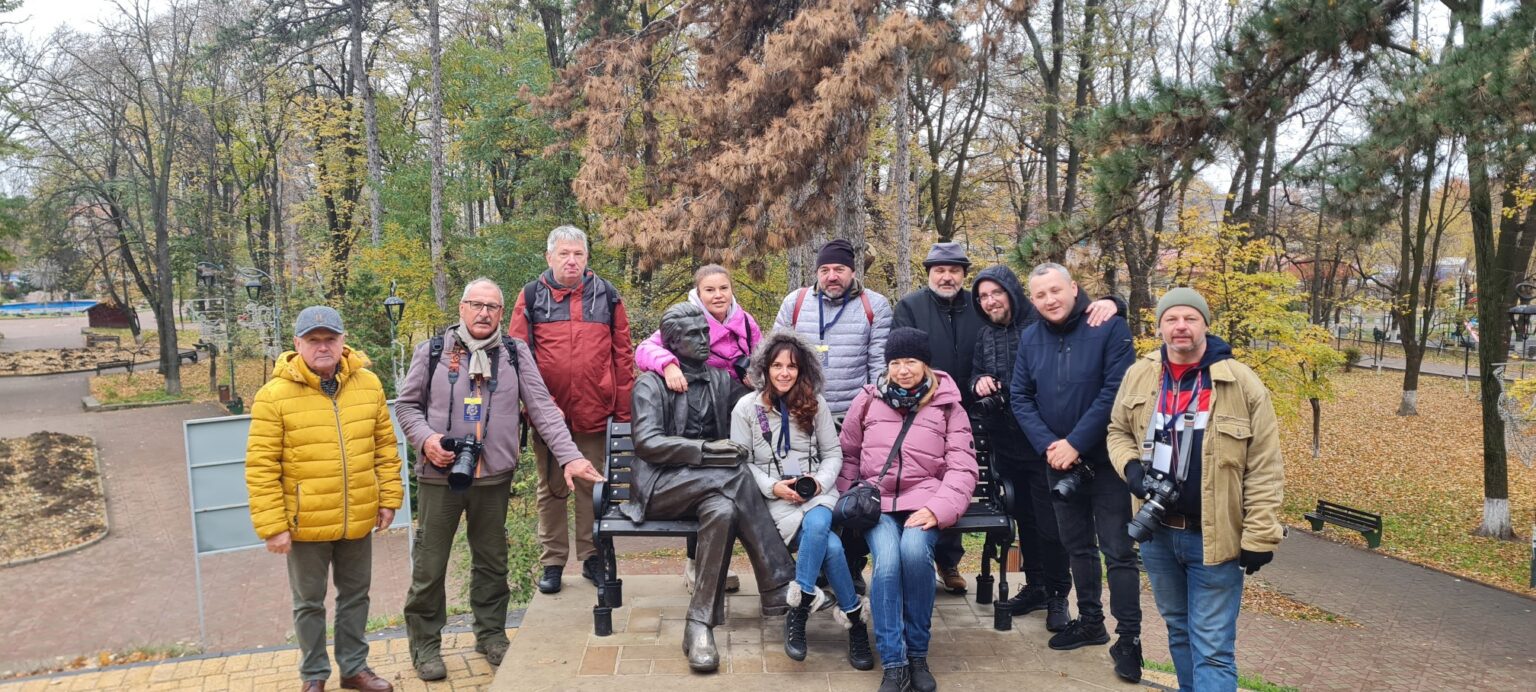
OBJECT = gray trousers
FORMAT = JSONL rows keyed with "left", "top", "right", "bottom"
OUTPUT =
{"left": 642, "top": 464, "right": 795, "bottom": 625}
{"left": 287, "top": 536, "right": 373, "bottom": 681}
{"left": 404, "top": 480, "right": 512, "bottom": 664}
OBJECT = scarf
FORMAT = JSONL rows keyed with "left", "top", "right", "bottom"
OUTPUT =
{"left": 453, "top": 322, "right": 503, "bottom": 380}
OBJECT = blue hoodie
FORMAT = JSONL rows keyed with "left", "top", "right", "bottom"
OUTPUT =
{"left": 1009, "top": 291, "right": 1135, "bottom": 462}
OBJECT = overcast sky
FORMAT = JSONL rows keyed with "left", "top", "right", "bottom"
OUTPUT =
{"left": 6, "top": 0, "right": 162, "bottom": 38}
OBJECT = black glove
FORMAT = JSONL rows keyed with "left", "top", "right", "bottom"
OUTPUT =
{"left": 1123, "top": 461, "right": 1149, "bottom": 500}
{"left": 1239, "top": 549, "right": 1273, "bottom": 575}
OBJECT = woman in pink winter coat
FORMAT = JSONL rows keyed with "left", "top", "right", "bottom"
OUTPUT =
{"left": 635, "top": 264, "right": 763, "bottom": 391}
{"left": 838, "top": 327, "right": 978, "bottom": 692}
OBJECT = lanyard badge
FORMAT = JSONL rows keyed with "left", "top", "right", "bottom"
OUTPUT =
{"left": 463, "top": 396, "right": 483, "bottom": 423}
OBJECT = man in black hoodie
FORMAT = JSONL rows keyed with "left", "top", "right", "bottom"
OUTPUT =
{"left": 1010, "top": 262, "right": 1140, "bottom": 683}
{"left": 970, "top": 265, "right": 1120, "bottom": 631}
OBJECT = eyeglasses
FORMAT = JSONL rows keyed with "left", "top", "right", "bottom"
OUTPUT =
{"left": 461, "top": 300, "right": 503, "bottom": 313}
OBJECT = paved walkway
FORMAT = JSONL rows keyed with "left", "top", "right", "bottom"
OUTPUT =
{"left": 0, "top": 312, "right": 158, "bottom": 353}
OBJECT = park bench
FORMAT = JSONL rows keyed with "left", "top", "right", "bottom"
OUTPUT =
{"left": 178, "top": 349, "right": 199, "bottom": 364}
{"left": 95, "top": 359, "right": 134, "bottom": 375}
{"left": 1305, "top": 499, "right": 1383, "bottom": 549}
{"left": 84, "top": 333, "right": 121, "bottom": 349}
{"left": 588, "top": 415, "right": 1016, "bottom": 636}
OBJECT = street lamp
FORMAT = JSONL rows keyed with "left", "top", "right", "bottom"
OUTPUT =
{"left": 384, "top": 281, "right": 406, "bottom": 390}
{"left": 244, "top": 278, "right": 265, "bottom": 301}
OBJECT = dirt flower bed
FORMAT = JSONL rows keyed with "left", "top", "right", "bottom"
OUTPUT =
{"left": 0, "top": 345, "right": 156, "bottom": 376}
{"left": 0, "top": 432, "right": 106, "bottom": 564}
{"left": 1280, "top": 371, "right": 1536, "bottom": 594}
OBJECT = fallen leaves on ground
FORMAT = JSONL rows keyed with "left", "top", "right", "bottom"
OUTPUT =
{"left": 89, "top": 358, "right": 270, "bottom": 406}
{"left": 0, "top": 432, "right": 106, "bottom": 565}
{"left": 1282, "top": 371, "right": 1535, "bottom": 595}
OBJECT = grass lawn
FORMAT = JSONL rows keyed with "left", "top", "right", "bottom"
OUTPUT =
{"left": 1282, "top": 371, "right": 1535, "bottom": 594}
{"left": 89, "top": 357, "right": 272, "bottom": 406}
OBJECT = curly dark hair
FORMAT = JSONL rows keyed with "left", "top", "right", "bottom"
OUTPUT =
{"left": 749, "top": 331, "right": 823, "bottom": 433}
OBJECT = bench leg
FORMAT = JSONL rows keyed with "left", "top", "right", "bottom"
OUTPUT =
{"left": 602, "top": 536, "right": 623, "bottom": 608}
{"left": 1364, "top": 531, "right": 1381, "bottom": 549}
{"left": 975, "top": 536, "right": 995, "bottom": 605}
{"left": 1308, "top": 518, "right": 1325, "bottom": 532}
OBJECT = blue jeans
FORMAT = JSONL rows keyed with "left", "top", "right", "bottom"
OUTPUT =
{"left": 865, "top": 512, "right": 940, "bottom": 669}
{"left": 1139, "top": 525, "right": 1243, "bottom": 692}
{"left": 795, "top": 507, "right": 861, "bottom": 612}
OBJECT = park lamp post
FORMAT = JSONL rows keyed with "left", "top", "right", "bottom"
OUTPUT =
{"left": 384, "top": 282, "right": 406, "bottom": 391}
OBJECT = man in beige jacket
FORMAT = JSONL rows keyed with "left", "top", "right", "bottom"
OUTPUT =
{"left": 1107, "top": 287, "right": 1284, "bottom": 692}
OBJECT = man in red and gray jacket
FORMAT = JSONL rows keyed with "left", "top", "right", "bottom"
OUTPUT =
{"left": 510, "top": 225, "right": 636, "bottom": 595}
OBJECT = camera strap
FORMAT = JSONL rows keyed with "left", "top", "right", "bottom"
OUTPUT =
{"left": 1144, "top": 370, "right": 1201, "bottom": 484}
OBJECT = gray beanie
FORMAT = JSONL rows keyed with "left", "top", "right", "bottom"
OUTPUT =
{"left": 1155, "top": 287, "right": 1210, "bottom": 324}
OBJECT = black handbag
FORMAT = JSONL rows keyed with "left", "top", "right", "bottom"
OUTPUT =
{"left": 832, "top": 410, "right": 917, "bottom": 532}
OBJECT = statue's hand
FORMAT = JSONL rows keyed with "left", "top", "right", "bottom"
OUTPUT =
{"left": 700, "top": 439, "right": 746, "bottom": 465}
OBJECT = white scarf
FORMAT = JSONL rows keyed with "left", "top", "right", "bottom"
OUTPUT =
{"left": 453, "top": 323, "right": 502, "bottom": 380}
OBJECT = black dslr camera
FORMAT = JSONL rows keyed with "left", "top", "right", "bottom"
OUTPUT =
{"left": 783, "top": 475, "right": 818, "bottom": 501}
{"left": 973, "top": 391, "right": 1008, "bottom": 418}
{"left": 440, "top": 434, "right": 483, "bottom": 492}
{"left": 1127, "top": 467, "right": 1179, "bottom": 542}
{"left": 1051, "top": 462, "right": 1095, "bottom": 501}
{"left": 732, "top": 355, "right": 752, "bottom": 383}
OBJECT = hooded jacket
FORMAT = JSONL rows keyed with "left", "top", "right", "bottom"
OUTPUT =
{"left": 1107, "top": 335, "right": 1285, "bottom": 565}
{"left": 635, "top": 288, "right": 763, "bottom": 380}
{"left": 245, "top": 347, "right": 403, "bottom": 542}
{"left": 893, "top": 286, "right": 988, "bottom": 408}
{"left": 393, "top": 326, "right": 584, "bottom": 486}
{"left": 837, "top": 371, "right": 979, "bottom": 528}
{"left": 509, "top": 268, "right": 635, "bottom": 433}
{"left": 730, "top": 331, "right": 843, "bottom": 541}
{"left": 773, "top": 278, "right": 893, "bottom": 416}
{"left": 1009, "top": 290, "right": 1135, "bottom": 462}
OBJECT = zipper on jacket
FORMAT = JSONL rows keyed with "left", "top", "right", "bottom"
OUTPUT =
{"left": 330, "top": 389, "right": 350, "bottom": 533}
{"left": 293, "top": 482, "right": 302, "bottom": 528}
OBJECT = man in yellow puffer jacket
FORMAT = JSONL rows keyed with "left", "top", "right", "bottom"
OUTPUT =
{"left": 246, "top": 306, "right": 401, "bottom": 692}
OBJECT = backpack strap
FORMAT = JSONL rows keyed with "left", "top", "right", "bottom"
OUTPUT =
{"left": 790, "top": 287, "right": 810, "bottom": 327}
{"left": 422, "top": 334, "right": 445, "bottom": 413}
{"left": 859, "top": 291, "right": 874, "bottom": 324}
{"left": 522, "top": 283, "right": 538, "bottom": 360}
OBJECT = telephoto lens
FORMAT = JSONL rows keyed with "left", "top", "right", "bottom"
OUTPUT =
{"left": 791, "top": 476, "right": 818, "bottom": 500}
{"left": 1126, "top": 469, "right": 1179, "bottom": 542}
{"left": 442, "top": 433, "right": 482, "bottom": 492}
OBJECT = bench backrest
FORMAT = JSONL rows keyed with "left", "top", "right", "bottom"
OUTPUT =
{"left": 1316, "top": 499, "right": 1382, "bottom": 526}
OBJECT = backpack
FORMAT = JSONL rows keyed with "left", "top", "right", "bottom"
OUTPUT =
{"left": 789, "top": 287, "right": 874, "bottom": 327}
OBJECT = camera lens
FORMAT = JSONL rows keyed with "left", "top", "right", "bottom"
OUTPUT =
{"left": 792, "top": 476, "right": 817, "bottom": 500}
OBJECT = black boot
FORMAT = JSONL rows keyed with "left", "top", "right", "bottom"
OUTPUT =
{"left": 878, "top": 665, "right": 911, "bottom": 692}
{"left": 783, "top": 590, "right": 813, "bottom": 661}
{"left": 908, "top": 656, "right": 936, "bottom": 692}
{"left": 841, "top": 604, "right": 874, "bottom": 671}
{"left": 536, "top": 565, "right": 563, "bottom": 594}
{"left": 1001, "top": 583, "right": 1049, "bottom": 616}
{"left": 1045, "top": 594, "right": 1070, "bottom": 632}
{"left": 1110, "top": 634, "right": 1143, "bottom": 683}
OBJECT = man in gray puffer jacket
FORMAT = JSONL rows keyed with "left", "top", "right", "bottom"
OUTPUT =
{"left": 773, "top": 239, "right": 893, "bottom": 417}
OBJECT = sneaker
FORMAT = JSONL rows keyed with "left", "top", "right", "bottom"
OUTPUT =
{"left": 536, "top": 565, "right": 563, "bottom": 594}
{"left": 878, "top": 665, "right": 912, "bottom": 692}
{"left": 1110, "top": 635, "right": 1142, "bottom": 683}
{"left": 413, "top": 656, "right": 446, "bottom": 681}
{"left": 475, "top": 638, "right": 509, "bottom": 666}
{"left": 1001, "top": 584, "right": 1049, "bottom": 615}
{"left": 1047, "top": 618, "right": 1110, "bottom": 650}
{"left": 582, "top": 555, "right": 603, "bottom": 585}
{"left": 936, "top": 564, "right": 967, "bottom": 595}
{"left": 783, "top": 589, "right": 813, "bottom": 661}
{"left": 1045, "top": 595, "right": 1071, "bottom": 632}
{"left": 908, "top": 656, "right": 936, "bottom": 692}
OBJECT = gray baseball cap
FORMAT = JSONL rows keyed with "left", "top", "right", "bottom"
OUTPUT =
{"left": 294, "top": 305, "right": 346, "bottom": 337}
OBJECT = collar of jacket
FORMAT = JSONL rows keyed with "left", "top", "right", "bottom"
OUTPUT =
{"left": 1042, "top": 290, "right": 1092, "bottom": 335}
{"left": 924, "top": 287, "right": 970, "bottom": 312}
{"left": 820, "top": 276, "right": 866, "bottom": 302}
{"left": 273, "top": 347, "right": 369, "bottom": 390}
{"left": 1137, "top": 341, "right": 1237, "bottom": 383}
{"left": 541, "top": 268, "right": 594, "bottom": 297}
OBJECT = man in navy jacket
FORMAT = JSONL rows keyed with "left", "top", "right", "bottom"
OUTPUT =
{"left": 1009, "top": 262, "right": 1141, "bottom": 683}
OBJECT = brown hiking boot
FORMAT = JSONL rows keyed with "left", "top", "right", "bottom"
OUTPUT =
{"left": 937, "top": 564, "right": 967, "bottom": 594}
{"left": 339, "top": 668, "right": 392, "bottom": 691}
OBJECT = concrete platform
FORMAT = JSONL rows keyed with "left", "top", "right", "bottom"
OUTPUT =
{"left": 493, "top": 574, "right": 1148, "bottom": 691}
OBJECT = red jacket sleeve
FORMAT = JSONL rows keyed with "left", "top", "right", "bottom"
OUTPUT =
{"left": 508, "top": 286, "right": 531, "bottom": 341}
{"left": 611, "top": 300, "right": 635, "bottom": 422}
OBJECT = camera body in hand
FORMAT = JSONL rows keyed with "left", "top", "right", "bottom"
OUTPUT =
{"left": 782, "top": 475, "right": 817, "bottom": 501}
{"left": 1127, "top": 467, "right": 1180, "bottom": 542}
{"left": 440, "top": 434, "right": 483, "bottom": 492}
{"left": 731, "top": 355, "right": 752, "bottom": 383}
{"left": 1051, "top": 462, "right": 1095, "bottom": 501}
{"left": 972, "top": 391, "right": 1009, "bottom": 418}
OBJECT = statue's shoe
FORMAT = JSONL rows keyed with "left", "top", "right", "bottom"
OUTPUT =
{"left": 683, "top": 620, "right": 719, "bottom": 672}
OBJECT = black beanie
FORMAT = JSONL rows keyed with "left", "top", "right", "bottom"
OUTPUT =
{"left": 885, "top": 327, "right": 931, "bottom": 365}
{"left": 815, "top": 239, "right": 856, "bottom": 270}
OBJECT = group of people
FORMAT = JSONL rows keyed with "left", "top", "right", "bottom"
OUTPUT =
{"left": 243, "top": 226, "right": 1284, "bottom": 692}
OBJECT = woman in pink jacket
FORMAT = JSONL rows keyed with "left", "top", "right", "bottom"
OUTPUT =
{"left": 838, "top": 327, "right": 978, "bottom": 692}
{"left": 635, "top": 264, "right": 763, "bottom": 390}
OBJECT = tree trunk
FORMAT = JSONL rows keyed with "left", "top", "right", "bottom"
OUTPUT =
{"left": 1310, "top": 396, "right": 1321, "bottom": 459}
{"left": 351, "top": 0, "right": 385, "bottom": 246}
{"left": 893, "top": 47, "right": 913, "bottom": 298}
{"left": 428, "top": 0, "right": 449, "bottom": 311}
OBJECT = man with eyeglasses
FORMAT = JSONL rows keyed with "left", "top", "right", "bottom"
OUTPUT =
{"left": 395, "top": 278, "right": 602, "bottom": 680}
{"left": 510, "top": 225, "right": 636, "bottom": 595}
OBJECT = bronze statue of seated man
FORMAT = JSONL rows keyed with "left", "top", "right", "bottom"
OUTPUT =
{"left": 624, "top": 302, "right": 795, "bottom": 672}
